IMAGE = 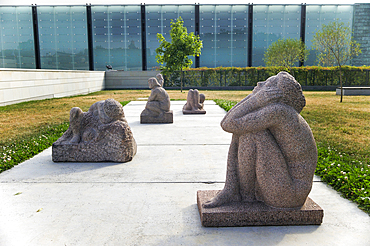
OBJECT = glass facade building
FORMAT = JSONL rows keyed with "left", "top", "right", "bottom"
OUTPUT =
{"left": 0, "top": 4, "right": 364, "bottom": 71}
{"left": 0, "top": 7, "right": 35, "bottom": 68}
{"left": 91, "top": 5, "right": 142, "bottom": 71}
{"left": 252, "top": 5, "right": 301, "bottom": 67}
{"left": 199, "top": 5, "right": 249, "bottom": 68}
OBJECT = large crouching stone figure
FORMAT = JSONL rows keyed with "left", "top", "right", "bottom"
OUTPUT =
{"left": 197, "top": 72, "right": 323, "bottom": 226}
{"left": 52, "top": 99, "right": 137, "bottom": 162}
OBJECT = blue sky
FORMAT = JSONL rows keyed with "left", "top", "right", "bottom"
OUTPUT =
{"left": 1, "top": 0, "right": 370, "bottom": 5}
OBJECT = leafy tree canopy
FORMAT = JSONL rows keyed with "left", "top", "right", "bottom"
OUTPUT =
{"left": 263, "top": 38, "right": 309, "bottom": 68}
{"left": 155, "top": 17, "right": 203, "bottom": 76}
{"left": 312, "top": 21, "right": 361, "bottom": 67}
{"left": 312, "top": 21, "right": 361, "bottom": 102}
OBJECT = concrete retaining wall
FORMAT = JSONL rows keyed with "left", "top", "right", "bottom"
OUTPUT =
{"left": 0, "top": 69, "right": 105, "bottom": 106}
{"left": 105, "top": 70, "right": 158, "bottom": 89}
{"left": 336, "top": 87, "right": 370, "bottom": 95}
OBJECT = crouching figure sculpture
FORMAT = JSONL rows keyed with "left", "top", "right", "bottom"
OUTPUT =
{"left": 182, "top": 89, "right": 206, "bottom": 114}
{"left": 197, "top": 72, "right": 323, "bottom": 226}
{"left": 140, "top": 75, "right": 173, "bottom": 123}
{"left": 52, "top": 98, "right": 137, "bottom": 162}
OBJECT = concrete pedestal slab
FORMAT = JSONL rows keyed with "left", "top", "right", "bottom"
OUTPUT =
{"left": 140, "top": 110, "right": 173, "bottom": 123}
{"left": 197, "top": 190, "right": 323, "bottom": 227}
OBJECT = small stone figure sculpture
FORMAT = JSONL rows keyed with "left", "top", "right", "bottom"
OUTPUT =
{"left": 197, "top": 72, "right": 323, "bottom": 226}
{"left": 182, "top": 89, "right": 206, "bottom": 114}
{"left": 140, "top": 76, "right": 173, "bottom": 123}
{"left": 52, "top": 98, "right": 137, "bottom": 162}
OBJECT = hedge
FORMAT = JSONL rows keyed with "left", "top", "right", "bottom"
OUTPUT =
{"left": 163, "top": 66, "right": 370, "bottom": 88}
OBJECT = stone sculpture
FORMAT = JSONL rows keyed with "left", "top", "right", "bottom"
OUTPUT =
{"left": 52, "top": 98, "right": 137, "bottom": 162}
{"left": 156, "top": 73, "right": 164, "bottom": 87}
{"left": 140, "top": 75, "right": 173, "bottom": 123}
{"left": 197, "top": 71, "right": 323, "bottom": 226}
{"left": 182, "top": 89, "right": 206, "bottom": 114}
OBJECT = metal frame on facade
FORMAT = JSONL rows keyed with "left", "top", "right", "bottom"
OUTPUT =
{"left": 86, "top": 4, "right": 94, "bottom": 71}
{"left": 31, "top": 5, "right": 41, "bottom": 69}
{"left": 299, "top": 4, "right": 306, "bottom": 67}
{"left": 141, "top": 4, "right": 147, "bottom": 71}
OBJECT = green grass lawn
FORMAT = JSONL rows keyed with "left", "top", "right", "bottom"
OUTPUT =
{"left": 0, "top": 90, "right": 369, "bottom": 214}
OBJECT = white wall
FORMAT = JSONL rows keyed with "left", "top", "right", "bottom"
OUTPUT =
{"left": 0, "top": 69, "right": 105, "bottom": 106}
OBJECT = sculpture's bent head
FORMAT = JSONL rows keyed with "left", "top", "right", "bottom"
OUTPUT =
{"left": 254, "top": 71, "right": 305, "bottom": 113}
{"left": 148, "top": 77, "right": 161, "bottom": 89}
{"left": 103, "top": 98, "right": 125, "bottom": 121}
{"left": 276, "top": 71, "right": 306, "bottom": 113}
{"left": 199, "top": 93, "right": 205, "bottom": 104}
{"left": 156, "top": 73, "right": 163, "bottom": 81}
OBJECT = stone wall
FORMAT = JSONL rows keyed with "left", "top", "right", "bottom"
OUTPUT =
{"left": 105, "top": 70, "right": 158, "bottom": 89}
{"left": 352, "top": 4, "right": 370, "bottom": 66}
{"left": 0, "top": 69, "right": 105, "bottom": 106}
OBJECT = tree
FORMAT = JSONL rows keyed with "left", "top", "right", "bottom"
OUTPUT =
{"left": 156, "top": 17, "right": 202, "bottom": 91}
{"left": 263, "top": 38, "right": 309, "bottom": 73}
{"left": 312, "top": 21, "right": 361, "bottom": 102}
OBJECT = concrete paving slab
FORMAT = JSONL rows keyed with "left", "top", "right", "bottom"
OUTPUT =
{"left": 0, "top": 145, "right": 229, "bottom": 183}
{"left": 0, "top": 101, "right": 370, "bottom": 246}
{"left": 125, "top": 101, "right": 231, "bottom": 146}
{"left": 1, "top": 182, "right": 369, "bottom": 246}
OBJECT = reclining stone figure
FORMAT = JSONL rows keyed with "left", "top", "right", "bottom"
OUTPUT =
{"left": 52, "top": 98, "right": 137, "bottom": 162}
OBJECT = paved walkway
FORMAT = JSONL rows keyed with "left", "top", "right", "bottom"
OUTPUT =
{"left": 0, "top": 101, "right": 369, "bottom": 246}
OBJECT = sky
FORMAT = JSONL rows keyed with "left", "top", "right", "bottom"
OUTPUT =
{"left": 1, "top": 0, "right": 370, "bottom": 5}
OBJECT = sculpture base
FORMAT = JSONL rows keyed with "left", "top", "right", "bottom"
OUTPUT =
{"left": 52, "top": 139, "right": 137, "bottom": 163}
{"left": 197, "top": 190, "right": 323, "bottom": 227}
{"left": 182, "top": 109, "right": 206, "bottom": 114}
{"left": 140, "top": 111, "right": 173, "bottom": 124}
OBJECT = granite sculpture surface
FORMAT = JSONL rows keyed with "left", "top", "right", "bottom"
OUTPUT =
{"left": 156, "top": 73, "right": 164, "bottom": 87}
{"left": 182, "top": 89, "right": 206, "bottom": 114}
{"left": 140, "top": 75, "right": 173, "bottom": 123}
{"left": 197, "top": 71, "right": 323, "bottom": 226}
{"left": 52, "top": 98, "right": 137, "bottom": 162}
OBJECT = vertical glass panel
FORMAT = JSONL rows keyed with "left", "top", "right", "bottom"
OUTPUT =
{"left": 0, "top": 6, "right": 35, "bottom": 68}
{"left": 92, "top": 5, "right": 141, "bottom": 71}
{"left": 146, "top": 5, "right": 195, "bottom": 70}
{"left": 38, "top": 6, "right": 88, "bottom": 70}
{"left": 233, "top": 5, "right": 249, "bottom": 67}
{"left": 252, "top": 5, "right": 301, "bottom": 67}
{"left": 200, "top": 5, "right": 216, "bottom": 67}
{"left": 216, "top": 5, "right": 232, "bottom": 67}
{"left": 305, "top": 5, "right": 353, "bottom": 66}
{"left": 200, "top": 5, "right": 248, "bottom": 68}
{"left": 125, "top": 6, "right": 142, "bottom": 70}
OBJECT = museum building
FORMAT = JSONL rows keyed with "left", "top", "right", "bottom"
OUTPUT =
{"left": 0, "top": 3, "right": 369, "bottom": 71}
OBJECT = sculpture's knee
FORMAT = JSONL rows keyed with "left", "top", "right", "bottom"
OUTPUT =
{"left": 146, "top": 101, "right": 162, "bottom": 115}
